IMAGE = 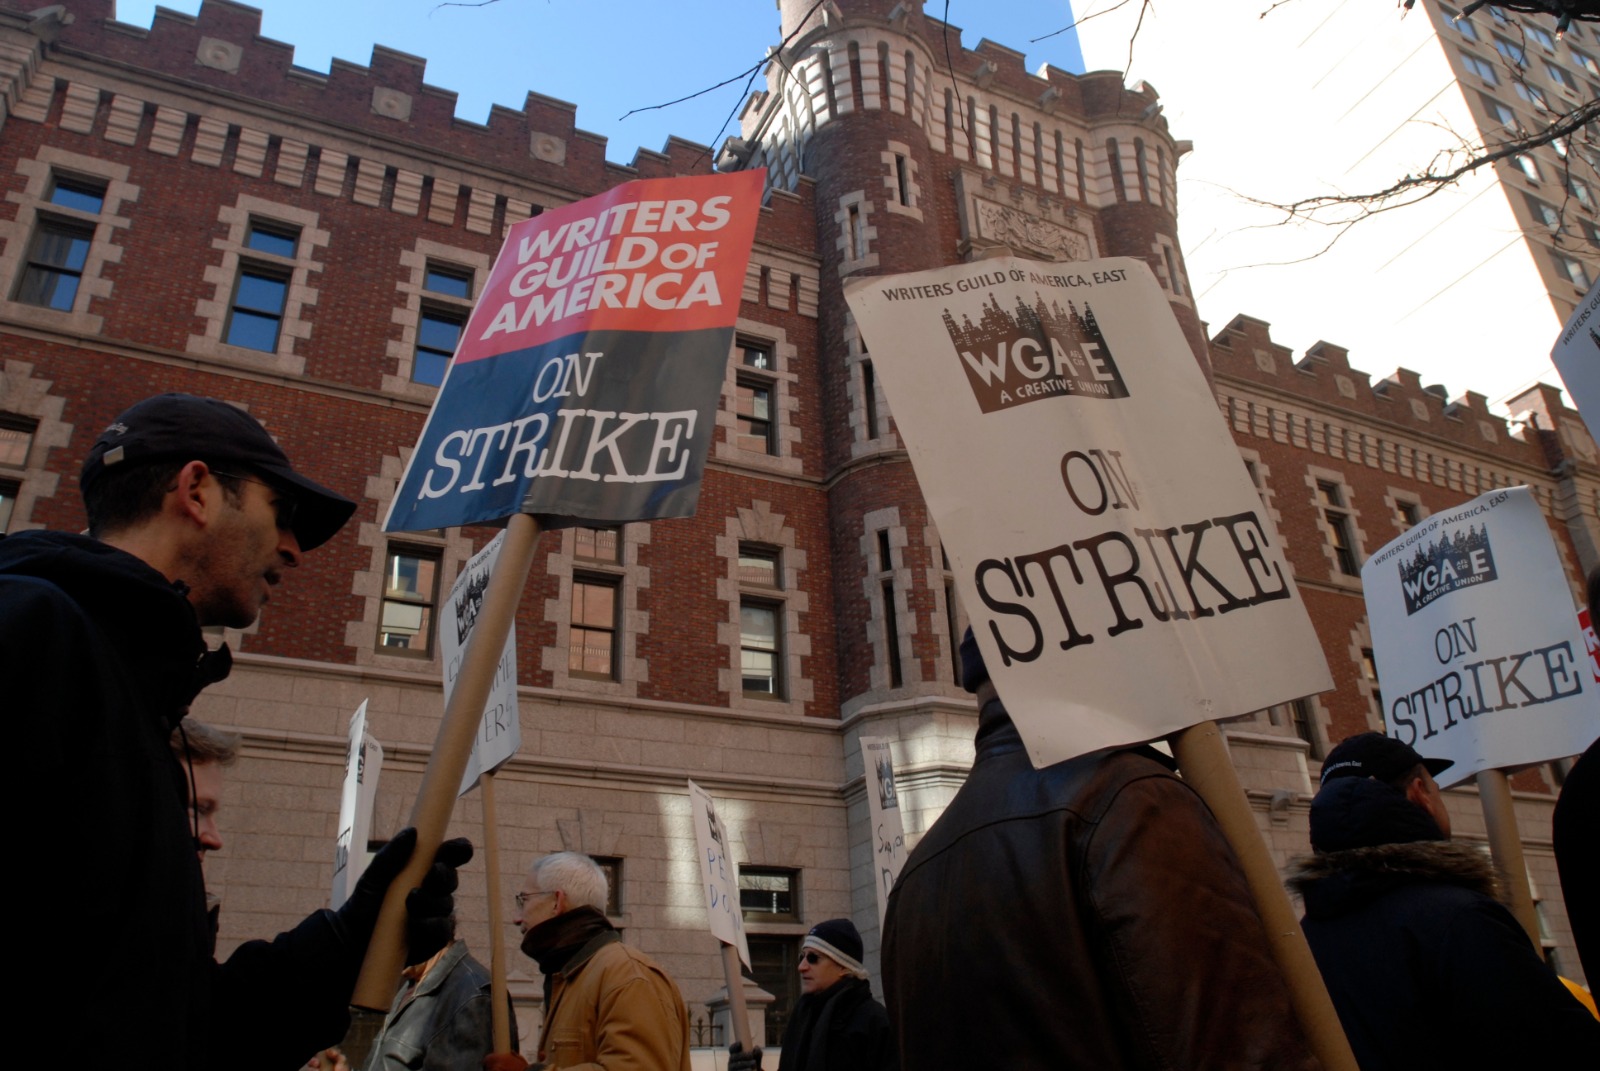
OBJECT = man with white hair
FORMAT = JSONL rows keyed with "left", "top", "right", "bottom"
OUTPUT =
{"left": 486, "top": 851, "right": 690, "bottom": 1070}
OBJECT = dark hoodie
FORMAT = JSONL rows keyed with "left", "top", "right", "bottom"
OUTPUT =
{"left": 2, "top": 531, "right": 353, "bottom": 1071}
{"left": 1287, "top": 776, "right": 1599, "bottom": 1069}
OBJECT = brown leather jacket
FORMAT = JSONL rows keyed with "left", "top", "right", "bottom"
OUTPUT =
{"left": 539, "top": 930, "right": 691, "bottom": 1071}
{"left": 882, "top": 701, "right": 1320, "bottom": 1070}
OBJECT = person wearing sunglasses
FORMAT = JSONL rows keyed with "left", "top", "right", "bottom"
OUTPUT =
{"left": 3, "top": 393, "right": 468, "bottom": 1071}
{"left": 742, "top": 918, "right": 894, "bottom": 1071}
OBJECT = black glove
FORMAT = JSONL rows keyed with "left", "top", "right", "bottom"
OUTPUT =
{"left": 334, "top": 828, "right": 475, "bottom": 964}
{"left": 406, "top": 836, "right": 473, "bottom": 964}
{"left": 727, "top": 1042, "right": 763, "bottom": 1071}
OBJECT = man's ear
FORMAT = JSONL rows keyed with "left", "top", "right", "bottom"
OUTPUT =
{"left": 1402, "top": 776, "right": 1430, "bottom": 812}
{"left": 170, "top": 460, "right": 217, "bottom": 528}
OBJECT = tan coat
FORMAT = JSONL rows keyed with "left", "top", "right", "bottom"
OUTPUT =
{"left": 540, "top": 934, "right": 691, "bottom": 1071}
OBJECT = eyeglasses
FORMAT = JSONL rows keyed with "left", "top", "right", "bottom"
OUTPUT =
{"left": 212, "top": 470, "right": 299, "bottom": 532}
{"left": 515, "top": 890, "right": 553, "bottom": 910}
{"left": 801, "top": 951, "right": 824, "bottom": 966}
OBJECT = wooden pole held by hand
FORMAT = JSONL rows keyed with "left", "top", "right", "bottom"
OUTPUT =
{"left": 1168, "top": 720, "right": 1359, "bottom": 1071}
{"left": 721, "top": 942, "right": 753, "bottom": 1051}
{"left": 351, "top": 512, "right": 543, "bottom": 1010}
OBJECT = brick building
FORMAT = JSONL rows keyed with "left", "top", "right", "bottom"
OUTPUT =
{"left": 0, "top": 0, "right": 1591, "bottom": 1055}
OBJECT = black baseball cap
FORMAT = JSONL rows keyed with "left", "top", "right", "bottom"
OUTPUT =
{"left": 1320, "top": 731, "right": 1453, "bottom": 784}
{"left": 81, "top": 394, "right": 356, "bottom": 550}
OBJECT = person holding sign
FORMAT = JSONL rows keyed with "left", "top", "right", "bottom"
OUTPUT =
{"left": 881, "top": 632, "right": 1317, "bottom": 1069}
{"left": 490, "top": 852, "right": 690, "bottom": 1071}
{"left": 1288, "top": 733, "right": 1600, "bottom": 1067}
{"left": 0, "top": 394, "right": 468, "bottom": 1071}
{"left": 366, "top": 918, "right": 512, "bottom": 1071}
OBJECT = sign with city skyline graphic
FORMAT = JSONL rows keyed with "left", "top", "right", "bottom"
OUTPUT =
{"left": 385, "top": 170, "right": 765, "bottom": 533}
{"left": 845, "top": 257, "right": 1332, "bottom": 767}
{"left": 1363, "top": 486, "right": 1598, "bottom": 787}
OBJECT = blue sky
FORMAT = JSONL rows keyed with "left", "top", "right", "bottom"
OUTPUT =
{"left": 114, "top": 1, "right": 1085, "bottom": 165}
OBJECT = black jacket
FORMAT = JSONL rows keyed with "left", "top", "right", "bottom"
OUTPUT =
{"left": 1289, "top": 777, "right": 1600, "bottom": 1070}
{"left": 777, "top": 976, "right": 895, "bottom": 1071}
{"left": 883, "top": 701, "right": 1317, "bottom": 1070}
{"left": 2, "top": 531, "right": 361, "bottom": 1071}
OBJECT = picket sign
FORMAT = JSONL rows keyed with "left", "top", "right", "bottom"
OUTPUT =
{"left": 1361, "top": 486, "right": 1600, "bottom": 947}
{"left": 689, "top": 779, "right": 753, "bottom": 1050}
{"left": 353, "top": 172, "right": 763, "bottom": 1024}
{"left": 859, "top": 736, "right": 907, "bottom": 929}
{"left": 844, "top": 257, "right": 1357, "bottom": 1071}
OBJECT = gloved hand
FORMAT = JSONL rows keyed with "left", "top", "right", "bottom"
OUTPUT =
{"left": 334, "top": 828, "right": 474, "bottom": 964}
{"left": 728, "top": 1041, "right": 763, "bottom": 1071}
{"left": 483, "top": 1053, "right": 532, "bottom": 1071}
{"left": 405, "top": 835, "right": 473, "bottom": 965}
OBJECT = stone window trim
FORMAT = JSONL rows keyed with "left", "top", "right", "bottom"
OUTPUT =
{"left": 542, "top": 523, "right": 650, "bottom": 697}
{"left": 833, "top": 190, "right": 880, "bottom": 276}
{"left": 923, "top": 526, "right": 969, "bottom": 695}
{"left": 860, "top": 507, "right": 917, "bottom": 698}
{"left": 345, "top": 451, "right": 478, "bottom": 673}
{"left": 0, "top": 362, "right": 71, "bottom": 534}
{"left": 1306, "top": 466, "right": 1369, "bottom": 590}
{"left": 1151, "top": 234, "right": 1192, "bottom": 308}
{"left": 0, "top": 148, "right": 137, "bottom": 336}
{"left": 188, "top": 195, "right": 330, "bottom": 377}
{"left": 383, "top": 240, "right": 493, "bottom": 400}
{"left": 880, "top": 141, "right": 923, "bottom": 220}
{"left": 717, "top": 502, "right": 812, "bottom": 714}
{"left": 714, "top": 322, "right": 803, "bottom": 475}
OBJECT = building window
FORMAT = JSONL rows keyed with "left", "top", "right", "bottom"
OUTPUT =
{"left": 862, "top": 358, "right": 879, "bottom": 439}
{"left": 1441, "top": 6, "right": 1477, "bottom": 40}
{"left": 740, "top": 599, "right": 783, "bottom": 697}
{"left": 893, "top": 154, "right": 912, "bottom": 207}
{"left": 46, "top": 175, "right": 105, "bottom": 214}
{"left": 739, "top": 867, "right": 799, "bottom": 921}
{"left": 225, "top": 221, "right": 300, "bottom": 352}
{"left": 1462, "top": 51, "right": 1499, "bottom": 84}
{"left": 1556, "top": 254, "right": 1593, "bottom": 289}
{"left": 412, "top": 262, "right": 474, "bottom": 387}
{"left": 875, "top": 529, "right": 903, "bottom": 688}
{"left": 0, "top": 414, "right": 36, "bottom": 469}
{"left": 16, "top": 218, "right": 94, "bottom": 311}
{"left": 591, "top": 855, "right": 623, "bottom": 916}
{"left": 735, "top": 378, "right": 775, "bottom": 454}
{"left": 1317, "top": 480, "right": 1360, "bottom": 576}
{"left": 848, "top": 202, "right": 868, "bottom": 259}
{"left": 1546, "top": 61, "right": 1578, "bottom": 92}
{"left": 1289, "top": 698, "right": 1323, "bottom": 759}
{"left": 1569, "top": 178, "right": 1595, "bottom": 210}
{"left": 575, "top": 525, "right": 621, "bottom": 563}
{"left": 738, "top": 544, "right": 780, "bottom": 588}
{"left": 1362, "top": 648, "right": 1383, "bottom": 731}
{"left": 1513, "top": 81, "right": 1549, "bottom": 109}
{"left": 1493, "top": 36, "right": 1527, "bottom": 67}
{"left": 1526, "top": 194, "right": 1563, "bottom": 228}
{"left": 1572, "top": 49, "right": 1599, "bottom": 78}
{"left": 1514, "top": 153, "right": 1542, "bottom": 182}
{"left": 569, "top": 575, "right": 619, "bottom": 679}
{"left": 1481, "top": 94, "right": 1518, "bottom": 126}
{"left": 1583, "top": 219, "right": 1600, "bottom": 248}
{"left": 1527, "top": 24, "right": 1556, "bottom": 51}
{"left": 0, "top": 478, "right": 17, "bottom": 533}
{"left": 1395, "top": 499, "right": 1423, "bottom": 530}
{"left": 379, "top": 545, "right": 440, "bottom": 654}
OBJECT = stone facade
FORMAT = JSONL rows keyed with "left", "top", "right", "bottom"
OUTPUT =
{"left": 0, "top": 3, "right": 1591, "bottom": 1060}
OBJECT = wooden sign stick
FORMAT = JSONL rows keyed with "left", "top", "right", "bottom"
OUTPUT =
{"left": 1476, "top": 768, "right": 1542, "bottom": 946}
{"left": 1168, "top": 721, "right": 1359, "bottom": 1071}
{"left": 721, "top": 941, "right": 753, "bottom": 1051}
{"left": 481, "top": 769, "right": 513, "bottom": 1053}
{"left": 352, "top": 512, "right": 544, "bottom": 1010}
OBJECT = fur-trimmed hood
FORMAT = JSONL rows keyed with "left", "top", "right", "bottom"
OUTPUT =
{"left": 1287, "top": 841, "right": 1500, "bottom": 920}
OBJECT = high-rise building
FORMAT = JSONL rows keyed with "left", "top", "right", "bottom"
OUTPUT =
{"left": 0, "top": 1, "right": 1591, "bottom": 1057}
{"left": 1076, "top": 0, "right": 1600, "bottom": 408}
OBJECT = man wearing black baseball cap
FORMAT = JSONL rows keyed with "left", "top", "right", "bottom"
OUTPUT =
{"left": 1288, "top": 732, "right": 1598, "bottom": 1067}
{"left": 1, "top": 394, "right": 468, "bottom": 1071}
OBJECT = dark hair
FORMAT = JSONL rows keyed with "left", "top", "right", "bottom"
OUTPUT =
{"left": 1587, "top": 566, "right": 1599, "bottom": 628}
{"left": 1386, "top": 762, "right": 1430, "bottom": 791}
{"left": 84, "top": 460, "right": 242, "bottom": 537}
